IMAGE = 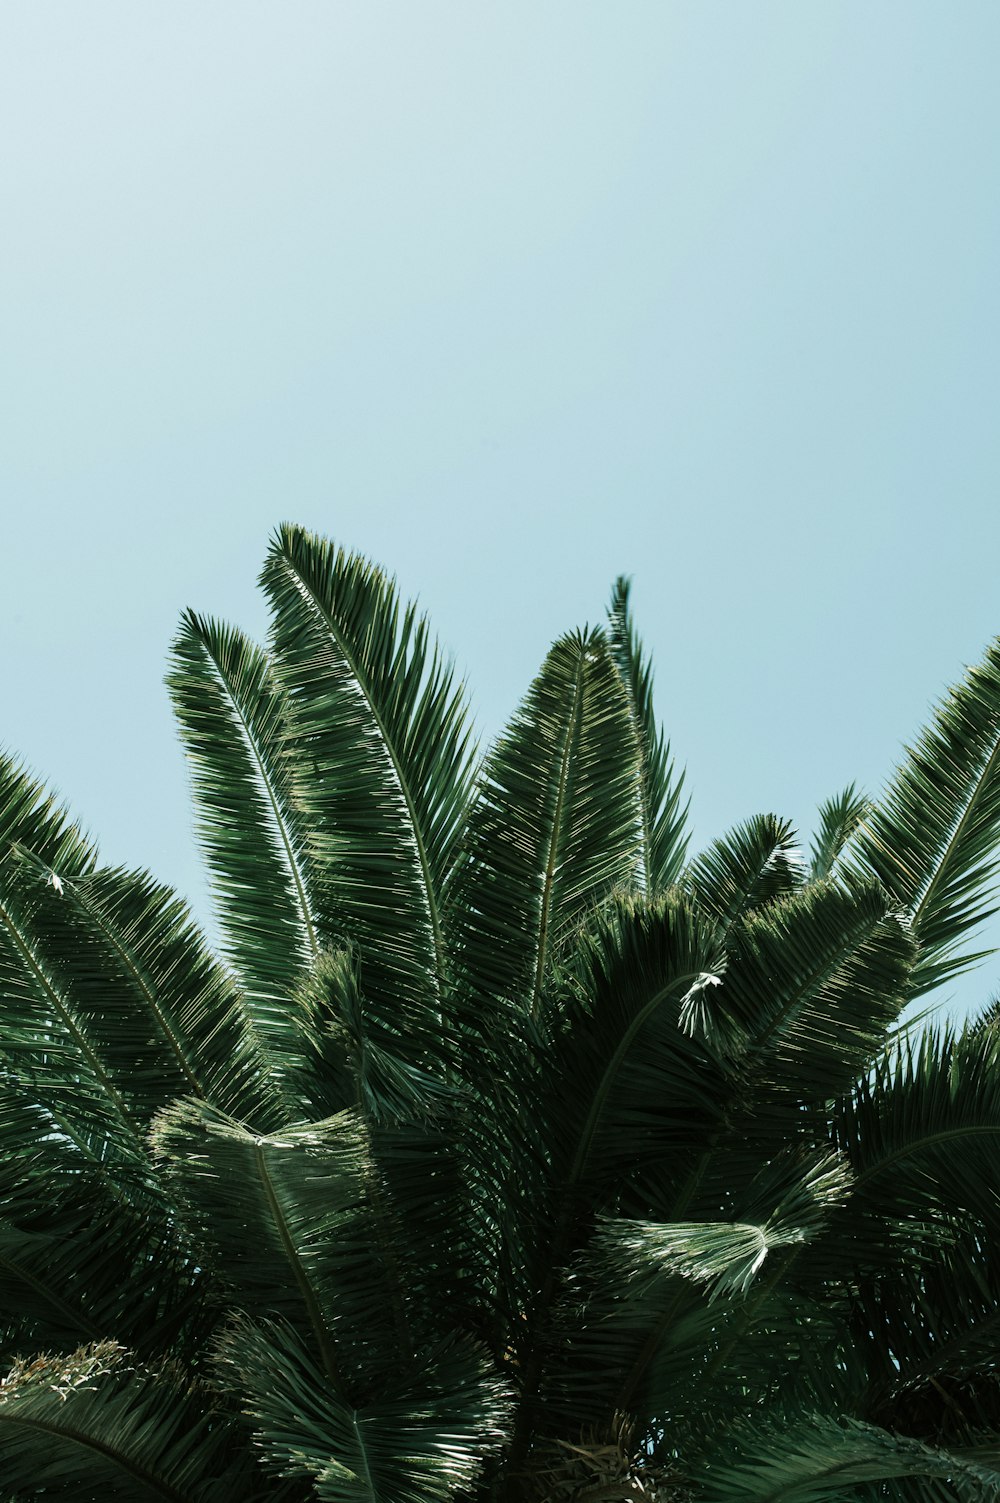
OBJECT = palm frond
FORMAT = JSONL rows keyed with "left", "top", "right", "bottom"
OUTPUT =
{"left": 0, "top": 879, "right": 152, "bottom": 1166}
{"left": 260, "top": 524, "right": 477, "bottom": 1020}
{"left": 607, "top": 576, "right": 689, "bottom": 890}
{"left": 825, "top": 1025, "right": 1000, "bottom": 1395}
{"left": 215, "top": 1315, "right": 511, "bottom": 1503}
{"left": 10, "top": 852, "right": 277, "bottom": 1131}
{"left": 695, "top": 1411, "right": 1000, "bottom": 1502}
{"left": 452, "top": 628, "right": 642, "bottom": 1024}
{"left": 685, "top": 814, "right": 803, "bottom": 927}
{"left": 0, "top": 1342, "right": 258, "bottom": 1502}
{"left": 0, "top": 752, "right": 97, "bottom": 878}
{"left": 810, "top": 783, "right": 870, "bottom": 880}
{"left": 152, "top": 1101, "right": 388, "bottom": 1394}
{"left": 168, "top": 612, "right": 324, "bottom": 1067}
{"left": 592, "top": 1150, "right": 852, "bottom": 1305}
{"left": 697, "top": 878, "right": 916, "bottom": 1103}
{"left": 0, "top": 1133, "right": 205, "bottom": 1364}
{"left": 847, "top": 638, "right": 1000, "bottom": 995}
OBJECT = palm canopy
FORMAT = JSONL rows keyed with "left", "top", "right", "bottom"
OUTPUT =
{"left": 3, "top": 524, "right": 1000, "bottom": 1500}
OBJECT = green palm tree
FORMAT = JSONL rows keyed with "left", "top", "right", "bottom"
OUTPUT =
{"left": 4, "top": 524, "right": 1000, "bottom": 1501}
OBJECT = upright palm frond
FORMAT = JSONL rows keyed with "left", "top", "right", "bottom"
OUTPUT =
{"left": 810, "top": 783, "right": 870, "bottom": 880}
{"left": 685, "top": 813, "right": 803, "bottom": 927}
{"left": 607, "top": 576, "right": 689, "bottom": 890}
{"left": 848, "top": 639, "right": 1000, "bottom": 994}
{"left": 453, "top": 627, "right": 642, "bottom": 1023}
{"left": 168, "top": 613, "right": 323, "bottom": 1071}
{"left": 260, "top": 525, "right": 477, "bottom": 1037}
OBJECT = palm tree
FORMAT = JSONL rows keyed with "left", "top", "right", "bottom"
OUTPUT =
{"left": 4, "top": 525, "right": 1000, "bottom": 1501}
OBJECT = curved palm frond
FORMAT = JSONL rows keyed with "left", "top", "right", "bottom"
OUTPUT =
{"left": 695, "top": 1411, "right": 1000, "bottom": 1503}
{"left": 12, "top": 854, "right": 276, "bottom": 1129}
{"left": 168, "top": 612, "right": 324, "bottom": 1073}
{"left": 0, "top": 1342, "right": 259, "bottom": 1503}
{"left": 215, "top": 1316, "right": 511, "bottom": 1503}
{"left": 847, "top": 638, "right": 1000, "bottom": 995}
{"left": 260, "top": 525, "right": 477, "bottom": 1028}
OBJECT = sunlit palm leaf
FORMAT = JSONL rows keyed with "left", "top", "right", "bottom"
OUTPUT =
{"left": 848, "top": 638, "right": 1000, "bottom": 994}
{"left": 607, "top": 576, "right": 689, "bottom": 890}
{"left": 453, "top": 628, "right": 642, "bottom": 1025}
{"left": 168, "top": 612, "right": 324, "bottom": 1066}
{"left": 810, "top": 783, "right": 870, "bottom": 880}
{"left": 686, "top": 813, "right": 803, "bottom": 927}
{"left": 261, "top": 525, "right": 476, "bottom": 1048}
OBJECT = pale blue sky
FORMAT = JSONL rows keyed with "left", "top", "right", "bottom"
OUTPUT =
{"left": 3, "top": 3, "right": 1000, "bottom": 1018}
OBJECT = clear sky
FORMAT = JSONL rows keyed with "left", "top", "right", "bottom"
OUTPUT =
{"left": 3, "top": 3, "right": 1000, "bottom": 1020}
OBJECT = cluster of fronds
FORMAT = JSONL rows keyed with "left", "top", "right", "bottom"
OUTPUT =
{"left": 2, "top": 524, "right": 1000, "bottom": 1500}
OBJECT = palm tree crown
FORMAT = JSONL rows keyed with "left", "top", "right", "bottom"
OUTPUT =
{"left": 4, "top": 524, "right": 1000, "bottom": 1501}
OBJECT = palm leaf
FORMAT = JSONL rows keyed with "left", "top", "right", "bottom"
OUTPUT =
{"left": 215, "top": 1316, "right": 511, "bottom": 1503}
{"left": 152, "top": 1100, "right": 412, "bottom": 1396}
{"left": 10, "top": 853, "right": 277, "bottom": 1131}
{"left": 260, "top": 525, "right": 476, "bottom": 1022}
{"left": 810, "top": 784, "right": 870, "bottom": 880}
{"left": 0, "top": 878, "right": 151, "bottom": 1166}
{"left": 453, "top": 627, "right": 642, "bottom": 1024}
{"left": 607, "top": 576, "right": 689, "bottom": 889}
{"left": 695, "top": 879, "right": 916, "bottom": 1103}
{"left": 695, "top": 1411, "right": 1000, "bottom": 1502}
{"left": 0, "top": 1139, "right": 205, "bottom": 1364}
{"left": 0, "top": 1342, "right": 258, "bottom": 1502}
{"left": 847, "top": 638, "right": 1000, "bottom": 994}
{"left": 591, "top": 1149, "right": 852, "bottom": 1306}
{"left": 0, "top": 752, "right": 97, "bottom": 878}
{"left": 685, "top": 814, "right": 803, "bottom": 928}
{"left": 168, "top": 612, "right": 324, "bottom": 1067}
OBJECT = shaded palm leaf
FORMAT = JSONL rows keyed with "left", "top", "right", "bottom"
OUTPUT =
{"left": 215, "top": 1316, "right": 511, "bottom": 1503}
{"left": 695, "top": 1411, "right": 1000, "bottom": 1502}
{"left": 0, "top": 1342, "right": 259, "bottom": 1502}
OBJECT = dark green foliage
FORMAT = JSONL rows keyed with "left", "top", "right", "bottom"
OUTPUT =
{"left": 3, "top": 523, "right": 1000, "bottom": 1500}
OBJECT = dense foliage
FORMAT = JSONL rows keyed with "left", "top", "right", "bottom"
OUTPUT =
{"left": 4, "top": 525, "right": 1000, "bottom": 1500}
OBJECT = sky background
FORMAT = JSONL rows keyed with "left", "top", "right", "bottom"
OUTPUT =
{"left": 3, "top": 2, "right": 1000, "bottom": 1020}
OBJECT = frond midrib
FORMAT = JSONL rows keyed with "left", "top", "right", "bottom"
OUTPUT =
{"left": 912, "top": 719, "right": 1000, "bottom": 932}
{"left": 851, "top": 1123, "right": 1000, "bottom": 1192}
